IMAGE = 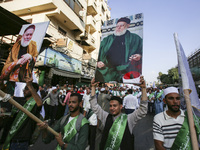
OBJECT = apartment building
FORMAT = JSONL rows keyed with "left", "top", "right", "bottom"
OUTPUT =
{"left": 0, "top": 0, "right": 110, "bottom": 86}
{"left": 188, "top": 48, "right": 200, "bottom": 85}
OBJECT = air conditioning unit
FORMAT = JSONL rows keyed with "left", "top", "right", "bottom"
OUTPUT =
{"left": 83, "top": 53, "right": 91, "bottom": 60}
{"left": 56, "top": 38, "right": 67, "bottom": 47}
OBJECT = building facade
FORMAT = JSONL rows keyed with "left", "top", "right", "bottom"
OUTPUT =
{"left": 0, "top": 0, "right": 110, "bottom": 86}
{"left": 188, "top": 48, "right": 200, "bottom": 85}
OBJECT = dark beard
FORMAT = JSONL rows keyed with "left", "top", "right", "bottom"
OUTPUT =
{"left": 168, "top": 105, "right": 180, "bottom": 112}
{"left": 69, "top": 106, "right": 80, "bottom": 113}
{"left": 24, "top": 93, "right": 32, "bottom": 99}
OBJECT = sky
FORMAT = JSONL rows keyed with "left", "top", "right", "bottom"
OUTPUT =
{"left": 107, "top": 0, "right": 200, "bottom": 84}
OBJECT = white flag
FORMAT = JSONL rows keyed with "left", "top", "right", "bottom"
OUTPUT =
{"left": 174, "top": 33, "right": 200, "bottom": 109}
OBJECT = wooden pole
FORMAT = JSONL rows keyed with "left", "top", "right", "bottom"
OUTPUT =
{"left": 183, "top": 89, "right": 199, "bottom": 150}
{"left": 0, "top": 90, "right": 59, "bottom": 137}
{"left": 174, "top": 33, "right": 199, "bottom": 149}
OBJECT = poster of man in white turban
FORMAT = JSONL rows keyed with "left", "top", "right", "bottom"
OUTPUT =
{"left": 0, "top": 22, "right": 49, "bottom": 82}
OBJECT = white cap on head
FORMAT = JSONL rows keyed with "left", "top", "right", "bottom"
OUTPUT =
{"left": 101, "top": 88, "right": 105, "bottom": 92}
{"left": 52, "top": 86, "right": 57, "bottom": 91}
{"left": 60, "top": 90, "right": 63, "bottom": 94}
{"left": 164, "top": 87, "right": 179, "bottom": 96}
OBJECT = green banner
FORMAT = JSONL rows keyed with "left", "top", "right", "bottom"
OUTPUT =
{"left": 2, "top": 97, "right": 36, "bottom": 150}
{"left": 171, "top": 111, "right": 200, "bottom": 150}
{"left": 104, "top": 113, "right": 127, "bottom": 150}
{"left": 56, "top": 116, "right": 89, "bottom": 150}
{"left": 148, "top": 92, "right": 155, "bottom": 99}
{"left": 133, "top": 92, "right": 138, "bottom": 96}
{"left": 156, "top": 90, "right": 163, "bottom": 99}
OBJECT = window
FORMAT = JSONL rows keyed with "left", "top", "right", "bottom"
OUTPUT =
{"left": 101, "top": 5, "right": 105, "bottom": 14}
{"left": 58, "top": 27, "right": 67, "bottom": 36}
{"left": 64, "top": 0, "right": 83, "bottom": 21}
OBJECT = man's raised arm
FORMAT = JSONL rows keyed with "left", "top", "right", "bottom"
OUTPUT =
{"left": 90, "top": 78, "right": 108, "bottom": 127}
{"left": 128, "top": 76, "right": 148, "bottom": 129}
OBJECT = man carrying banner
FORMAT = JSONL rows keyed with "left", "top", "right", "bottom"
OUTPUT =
{"left": 38, "top": 93, "right": 89, "bottom": 150}
{"left": 2, "top": 76, "right": 42, "bottom": 150}
{"left": 0, "top": 25, "right": 38, "bottom": 82}
{"left": 96, "top": 17, "right": 142, "bottom": 83}
{"left": 153, "top": 87, "right": 200, "bottom": 150}
{"left": 90, "top": 76, "right": 147, "bottom": 150}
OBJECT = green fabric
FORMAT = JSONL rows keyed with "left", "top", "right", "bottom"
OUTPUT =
{"left": 56, "top": 116, "right": 78, "bottom": 150}
{"left": 39, "top": 70, "right": 45, "bottom": 86}
{"left": 148, "top": 92, "right": 155, "bottom": 99}
{"left": 112, "top": 91, "right": 117, "bottom": 96}
{"left": 133, "top": 92, "right": 138, "bottom": 96}
{"left": 171, "top": 112, "right": 200, "bottom": 150}
{"left": 104, "top": 114, "right": 128, "bottom": 150}
{"left": 44, "top": 115, "right": 89, "bottom": 150}
{"left": 119, "top": 91, "right": 122, "bottom": 96}
{"left": 156, "top": 90, "right": 163, "bottom": 99}
{"left": 2, "top": 97, "right": 36, "bottom": 150}
{"left": 97, "top": 31, "right": 142, "bottom": 82}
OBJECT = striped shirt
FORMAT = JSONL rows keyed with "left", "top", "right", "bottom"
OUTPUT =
{"left": 153, "top": 110, "right": 185, "bottom": 149}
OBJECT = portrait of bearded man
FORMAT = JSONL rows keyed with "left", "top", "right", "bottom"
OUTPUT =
{"left": 95, "top": 17, "right": 143, "bottom": 83}
{"left": 0, "top": 24, "right": 38, "bottom": 82}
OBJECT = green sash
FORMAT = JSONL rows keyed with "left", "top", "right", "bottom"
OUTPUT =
{"left": 171, "top": 112, "right": 200, "bottom": 150}
{"left": 104, "top": 114, "right": 128, "bottom": 150}
{"left": 56, "top": 116, "right": 89, "bottom": 150}
{"left": 156, "top": 90, "right": 163, "bottom": 99}
{"left": 133, "top": 92, "right": 138, "bottom": 96}
{"left": 2, "top": 97, "right": 36, "bottom": 150}
{"left": 148, "top": 92, "right": 155, "bottom": 99}
{"left": 112, "top": 91, "right": 117, "bottom": 96}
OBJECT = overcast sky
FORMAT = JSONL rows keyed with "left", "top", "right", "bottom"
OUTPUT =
{"left": 107, "top": 0, "right": 200, "bottom": 83}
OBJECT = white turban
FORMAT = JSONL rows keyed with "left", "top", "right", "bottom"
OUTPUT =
{"left": 164, "top": 87, "right": 179, "bottom": 96}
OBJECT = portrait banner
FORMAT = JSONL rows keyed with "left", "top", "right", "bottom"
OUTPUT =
{"left": 0, "top": 21, "right": 49, "bottom": 83}
{"left": 95, "top": 13, "right": 143, "bottom": 83}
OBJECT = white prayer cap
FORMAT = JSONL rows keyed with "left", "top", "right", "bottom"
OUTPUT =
{"left": 101, "top": 88, "right": 105, "bottom": 92}
{"left": 60, "top": 90, "right": 63, "bottom": 94}
{"left": 164, "top": 87, "right": 179, "bottom": 96}
{"left": 52, "top": 86, "right": 57, "bottom": 91}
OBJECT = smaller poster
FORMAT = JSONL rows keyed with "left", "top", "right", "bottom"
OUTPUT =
{"left": 0, "top": 22, "right": 49, "bottom": 82}
{"left": 95, "top": 14, "right": 143, "bottom": 83}
{"left": 44, "top": 48, "right": 82, "bottom": 74}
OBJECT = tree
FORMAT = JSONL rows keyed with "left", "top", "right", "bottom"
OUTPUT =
{"left": 168, "top": 67, "right": 179, "bottom": 84}
{"left": 157, "top": 68, "right": 179, "bottom": 84}
{"left": 160, "top": 74, "right": 171, "bottom": 84}
{"left": 157, "top": 72, "right": 163, "bottom": 83}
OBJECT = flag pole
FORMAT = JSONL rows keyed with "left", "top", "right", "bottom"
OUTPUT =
{"left": 0, "top": 89, "right": 59, "bottom": 137}
{"left": 183, "top": 89, "right": 199, "bottom": 149}
{"left": 174, "top": 33, "right": 199, "bottom": 150}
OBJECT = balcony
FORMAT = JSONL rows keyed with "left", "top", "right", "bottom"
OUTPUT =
{"left": 75, "top": 33, "right": 96, "bottom": 53}
{"left": 86, "top": 15, "right": 96, "bottom": 34}
{"left": 0, "top": 0, "right": 85, "bottom": 33}
{"left": 87, "top": 0, "right": 97, "bottom": 16}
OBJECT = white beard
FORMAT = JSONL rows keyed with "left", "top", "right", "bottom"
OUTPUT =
{"left": 21, "top": 38, "right": 31, "bottom": 47}
{"left": 114, "top": 28, "right": 127, "bottom": 36}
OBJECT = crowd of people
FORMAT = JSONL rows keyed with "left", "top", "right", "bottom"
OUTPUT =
{"left": 0, "top": 76, "right": 199, "bottom": 150}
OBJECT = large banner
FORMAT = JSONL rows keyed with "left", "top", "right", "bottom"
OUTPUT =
{"left": 0, "top": 22, "right": 49, "bottom": 83}
{"left": 95, "top": 13, "right": 143, "bottom": 83}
